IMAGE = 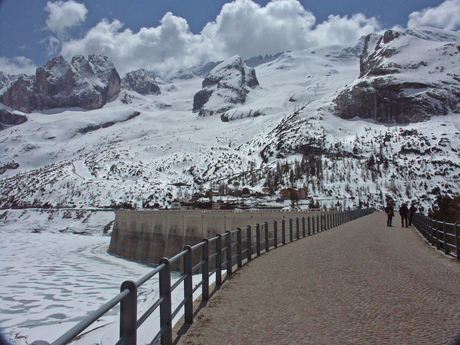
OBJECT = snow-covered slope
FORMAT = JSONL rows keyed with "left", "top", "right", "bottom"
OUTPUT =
{"left": 0, "top": 28, "right": 459, "bottom": 213}
{"left": 192, "top": 55, "right": 259, "bottom": 120}
{"left": 334, "top": 27, "right": 460, "bottom": 123}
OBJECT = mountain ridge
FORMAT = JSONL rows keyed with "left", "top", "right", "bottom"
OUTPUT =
{"left": 0, "top": 27, "right": 459, "bottom": 212}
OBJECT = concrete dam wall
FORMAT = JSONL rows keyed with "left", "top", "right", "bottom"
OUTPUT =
{"left": 109, "top": 209, "right": 322, "bottom": 266}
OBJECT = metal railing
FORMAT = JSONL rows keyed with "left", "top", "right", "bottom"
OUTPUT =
{"left": 32, "top": 208, "right": 373, "bottom": 345}
{"left": 413, "top": 214, "right": 460, "bottom": 260}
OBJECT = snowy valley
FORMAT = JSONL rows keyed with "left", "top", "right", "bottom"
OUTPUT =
{"left": 1, "top": 27, "right": 459, "bottom": 214}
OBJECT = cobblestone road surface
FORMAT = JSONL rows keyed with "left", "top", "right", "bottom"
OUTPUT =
{"left": 174, "top": 212, "right": 460, "bottom": 345}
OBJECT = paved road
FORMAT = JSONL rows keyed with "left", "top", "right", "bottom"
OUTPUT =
{"left": 174, "top": 212, "right": 460, "bottom": 345}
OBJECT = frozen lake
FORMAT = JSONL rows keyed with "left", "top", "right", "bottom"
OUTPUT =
{"left": 0, "top": 209, "right": 190, "bottom": 344}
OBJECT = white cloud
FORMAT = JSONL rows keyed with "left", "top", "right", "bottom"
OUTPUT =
{"left": 408, "top": 0, "right": 460, "bottom": 30}
{"left": 200, "top": 0, "right": 317, "bottom": 58}
{"left": 41, "top": 36, "right": 62, "bottom": 55}
{"left": 45, "top": 0, "right": 88, "bottom": 36}
{"left": 59, "top": 0, "right": 380, "bottom": 76}
{"left": 313, "top": 14, "right": 381, "bottom": 45}
{"left": 0, "top": 57, "right": 37, "bottom": 75}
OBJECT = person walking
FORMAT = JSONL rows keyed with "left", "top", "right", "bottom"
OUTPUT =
{"left": 385, "top": 202, "right": 394, "bottom": 227}
{"left": 399, "top": 203, "right": 409, "bottom": 227}
{"left": 408, "top": 203, "right": 417, "bottom": 226}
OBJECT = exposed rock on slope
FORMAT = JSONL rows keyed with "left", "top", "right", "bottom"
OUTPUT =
{"left": 0, "top": 55, "right": 121, "bottom": 112}
{"left": 122, "top": 69, "right": 161, "bottom": 95}
{"left": 0, "top": 104, "right": 27, "bottom": 130}
{"left": 333, "top": 28, "right": 460, "bottom": 124}
{"left": 193, "top": 55, "right": 259, "bottom": 120}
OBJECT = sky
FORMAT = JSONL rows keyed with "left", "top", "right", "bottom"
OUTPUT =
{"left": 0, "top": 0, "right": 459, "bottom": 76}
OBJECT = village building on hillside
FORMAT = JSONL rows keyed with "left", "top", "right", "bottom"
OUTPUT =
{"left": 280, "top": 188, "right": 307, "bottom": 200}
{"left": 171, "top": 200, "right": 194, "bottom": 210}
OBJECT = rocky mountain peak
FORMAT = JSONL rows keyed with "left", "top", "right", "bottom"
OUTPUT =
{"left": 334, "top": 28, "right": 460, "bottom": 124}
{"left": 193, "top": 55, "right": 259, "bottom": 119}
{"left": 122, "top": 69, "right": 161, "bottom": 95}
{"left": 201, "top": 55, "right": 259, "bottom": 89}
{"left": 0, "top": 54, "right": 121, "bottom": 113}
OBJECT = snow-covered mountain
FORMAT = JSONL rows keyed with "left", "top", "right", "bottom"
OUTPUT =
{"left": 1, "top": 27, "right": 459, "bottom": 212}
{"left": 193, "top": 55, "right": 259, "bottom": 121}
{"left": 0, "top": 54, "right": 121, "bottom": 112}
{"left": 334, "top": 27, "right": 460, "bottom": 123}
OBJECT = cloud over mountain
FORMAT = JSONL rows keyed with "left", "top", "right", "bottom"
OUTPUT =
{"left": 45, "top": 0, "right": 88, "bottom": 36}
{"left": 59, "top": 0, "right": 381, "bottom": 75}
{"left": 2, "top": 0, "right": 460, "bottom": 78}
{"left": 407, "top": 0, "right": 460, "bottom": 31}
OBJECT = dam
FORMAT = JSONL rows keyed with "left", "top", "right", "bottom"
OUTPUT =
{"left": 108, "top": 209, "right": 324, "bottom": 267}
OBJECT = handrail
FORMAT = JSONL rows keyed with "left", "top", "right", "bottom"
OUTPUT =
{"left": 413, "top": 214, "right": 459, "bottom": 260}
{"left": 31, "top": 208, "right": 373, "bottom": 345}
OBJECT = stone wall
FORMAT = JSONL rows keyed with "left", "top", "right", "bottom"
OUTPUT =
{"left": 109, "top": 209, "right": 322, "bottom": 268}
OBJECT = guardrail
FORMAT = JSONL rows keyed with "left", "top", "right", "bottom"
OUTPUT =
{"left": 413, "top": 214, "right": 460, "bottom": 260}
{"left": 32, "top": 208, "right": 373, "bottom": 345}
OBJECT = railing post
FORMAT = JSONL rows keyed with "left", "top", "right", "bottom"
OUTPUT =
{"left": 120, "top": 280, "right": 137, "bottom": 345}
{"left": 215, "top": 235, "right": 222, "bottom": 286}
{"left": 265, "top": 222, "right": 270, "bottom": 252}
{"left": 308, "top": 216, "right": 311, "bottom": 236}
{"left": 289, "top": 218, "right": 293, "bottom": 242}
{"left": 431, "top": 219, "right": 436, "bottom": 246}
{"left": 202, "top": 238, "right": 210, "bottom": 301}
{"left": 282, "top": 219, "right": 286, "bottom": 245}
{"left": 455, "top": 223, "right": 460, "bottom": 261}
{"left": 237, "top": 228, "right": 243, "bottom": 268}
{"left": 302, "top": 217, "right": 306, "bottom": 237}
{"left": 226, "top": 231, "right": 232, "bottom": 276}
{"left": 435, "top": 220, "right": 440, "bottom": 250}
{"left": 443, "top": 222, "right": 449, "bottom": 255}
{"left": 247, "top": 225, "right": 252, "bottom": 261}
{"left": 274, "top": 221, "right": 278, "bottom": 248}
{"left": 159, "top": 258, "right": 172, "bottom": 345}
{"left": 183, "top": 245, "right": 193, "bottom": 323}
{"left": 296, "top": 218, "right": 300, "bottom": 240}
{"left": 256, "top": 223, "right": 261, "bottom": 256}
{"left": 317, "top": 215, "right": 319, "bottom": 233}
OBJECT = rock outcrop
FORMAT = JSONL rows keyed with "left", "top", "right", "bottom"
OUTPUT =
{"left": 122, "top": 69, "right": 161, "bottom": 95}
{"left": 0, "top": 104, "right": 27, "bottom": 130}
{"left": 193, "top": 55, "right": 259, "bottom": 119}
{"left": 333, "top": 28, "right": 460, "bottom": 124}
{"left": 0, "top": 55, "right": 121, "bottom": 112}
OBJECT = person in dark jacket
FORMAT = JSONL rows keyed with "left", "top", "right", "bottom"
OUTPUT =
{"left": 385, "top": 202, "right": 394, "bottom": 226}
{"left": 408, "top": 203, "right": 417, "bottom": 226}
{"left": 399, "top": 203, "right": 409, "bottom": 227}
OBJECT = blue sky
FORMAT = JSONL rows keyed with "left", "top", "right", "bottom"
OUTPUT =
{"left": 0, "top": 0, "right": 459, "bottom": 76}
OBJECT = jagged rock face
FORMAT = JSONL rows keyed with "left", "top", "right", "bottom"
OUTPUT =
{"left": 334, "top": 28, "right": 460, "bottom": 124}
{"left": 0, "top": 106, "right": 27, "bottom": 130}
{"left": 0, "top": 55, "right": 121, "bottom": 112}
{"left": 122, "top": 69, "right": 161, "bottom": 95}
{"left": 192, "top": 55, "right": 259, "bottom": 118}
{"left": 0, "top": 73, "right": 36, "bottom": 113}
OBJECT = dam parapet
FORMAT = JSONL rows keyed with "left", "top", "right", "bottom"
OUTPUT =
{"left": 109, "top": 209, "right": 323, "bottom": 268}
